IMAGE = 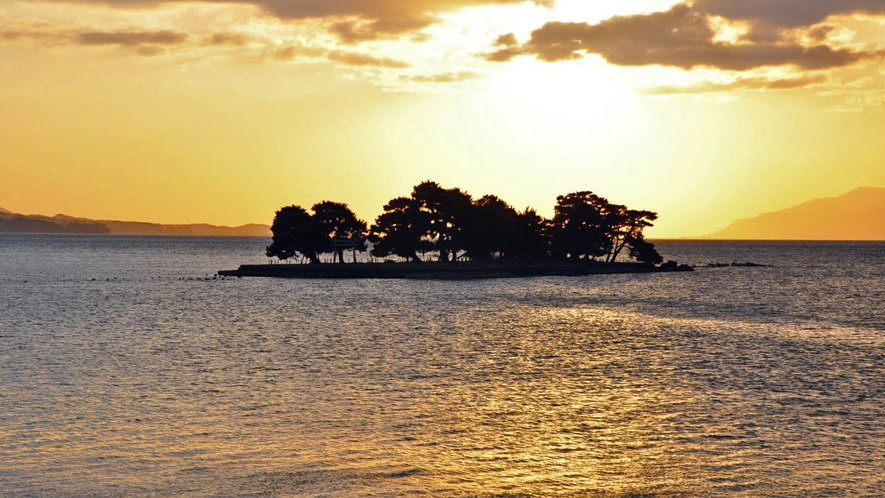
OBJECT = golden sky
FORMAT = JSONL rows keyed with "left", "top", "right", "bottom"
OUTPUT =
{"left": 2, "top": 0, "right": 884, "bottom": 237}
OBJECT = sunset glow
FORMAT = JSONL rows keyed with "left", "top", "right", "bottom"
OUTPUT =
{"left": 2, "top": 0, "right": 884, "bottom": 236}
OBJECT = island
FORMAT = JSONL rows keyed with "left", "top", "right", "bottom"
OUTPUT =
{"left": 220, "top": 181, "right": 693, "bottom": 279}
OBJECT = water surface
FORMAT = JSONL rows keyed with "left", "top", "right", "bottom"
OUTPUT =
{"left": 1, "top": 236, "right": 883, "bottom": 496}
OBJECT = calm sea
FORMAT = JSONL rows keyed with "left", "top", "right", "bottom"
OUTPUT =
{"left": 1, "top": 235, "right": 883, "bottom": 497}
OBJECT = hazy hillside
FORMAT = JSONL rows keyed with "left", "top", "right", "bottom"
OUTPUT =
{"left": 0, "top": 215, "right": 109, "bottom": 234}
{"left": 708, "top": 187, "right": 885, "bottom": 240}
{"left": 100, "top": 220, "right": 270, "bottom": 236}
{"left": 0, "top": 210, "right": 270, "bottom": 236}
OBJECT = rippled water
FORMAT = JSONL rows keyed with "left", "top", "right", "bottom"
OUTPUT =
{"left": 1, "top": 235, "right": 883, "bottom": 497}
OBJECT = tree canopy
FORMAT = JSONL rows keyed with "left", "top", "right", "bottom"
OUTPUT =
{"left": 368, "top": 197, "right": 432, "bottom": 262}
{"left": 266, "top": 202, "right": 367, "bottom": 264}
{"left": 269, "top": 181, "right": 663, "bottom": 265}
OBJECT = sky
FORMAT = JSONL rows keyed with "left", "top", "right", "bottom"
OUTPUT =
{"left": 1, "top": 0, "right": 884, "bottom": 237}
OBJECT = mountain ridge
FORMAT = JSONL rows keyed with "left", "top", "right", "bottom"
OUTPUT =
{"left": 0, "top": 209, "right": 271, "bottom": 236}
{"left": 706, "top": 187, "right": 885, "bottom": 240}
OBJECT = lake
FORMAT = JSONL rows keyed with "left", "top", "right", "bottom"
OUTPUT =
{"left": 1, "top": 235, "right": 883, "bottom": 496}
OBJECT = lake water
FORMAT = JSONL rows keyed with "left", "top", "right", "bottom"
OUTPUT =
{"left": 1, "top": 235, "right": 883, "bottom": 497}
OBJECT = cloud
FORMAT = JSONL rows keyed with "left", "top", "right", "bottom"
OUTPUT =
{"left": 493, "top": 33, "right": 518, "bottom": 47}
{"left": 638, "top": 74, "right": 829, "bottom": 94}
{"left": 407, "top": 70, "right": 480, "bottom": 83}
{"left": 133, "top": 44, "right": 167, "bottom": 56}
{"left": 487, "top": 2, "right": 883, "bottom": 71}
{"left": 201, "top": 32, "right": 253, "bottom": 47}
{"left": 0, "top": 30, "right": 56, "bottom": 42}
{"left": 329, "top": 18, "right": 433, "bottom": 43}
{"left": 76, "top": 30, "right": 188, "bottom": 46}
{"left": 0, "top": 27, "right": 189, "bottom": 53}
{"left": 34, "top": 0, "right": 552, "bottom": 40}
{"left": 694, "top": 0, "right": 885, "bottom": 29}
{"left": 0, "top": 23, "right": 411, "bottom": 67}
{"left": 327, "top": 50, "right": 410, "bottom": 68}
{"left": 267, "top": 44, "right": 326, "bottom": 61}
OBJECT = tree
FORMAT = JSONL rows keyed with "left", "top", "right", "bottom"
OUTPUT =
{"left": 511, "top": 208, "right": 551, "bottom": 261}
{"left": 461, "top": 195, "right": 519, "bottom": 262}
{"left": 311, "top": 201, "right": 368, "bottom": 263}
{"left": 266, "top": 205, "right": 325, "bottom": 264}
{"left": 549, "top": 191, "right": 658, "bottom": 263}
{"left": 369, "top": 197, "right": 433, "bottom": 262}
{"left": 411, "top": 181, "right": 473, "bottom": 262}
{"left": 549, "top": 191, "right": 615, "bottom": 261}
{"left": 605, "top": 206, "right": 658, "bottom": 262}
{"left": 627, "top": 235, "right": 663, "bottom": 265}
{"left": 268, "top": 183, "right": 665, "bottom": 267}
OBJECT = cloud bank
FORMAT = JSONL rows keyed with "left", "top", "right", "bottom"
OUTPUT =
{"left": 35, "top": 0, "right": 552, "bottom": 40}
{"left": 488, "top": 1, "right": 885, "bottom": 71}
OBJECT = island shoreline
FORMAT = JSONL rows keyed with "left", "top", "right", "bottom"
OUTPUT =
{"left": 218, "top": 261, "right": 693, "bottom": 280}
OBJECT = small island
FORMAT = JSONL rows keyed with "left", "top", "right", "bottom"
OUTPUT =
{"left": 220, "top": 181, "right": 693, "bottom": 279}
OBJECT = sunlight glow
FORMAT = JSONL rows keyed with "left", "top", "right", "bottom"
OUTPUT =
{"left": 1, "top": 0, "right": 884, "bottom": 237}
{"left": 709, "top": 16, "right": 751, "bottom": 45}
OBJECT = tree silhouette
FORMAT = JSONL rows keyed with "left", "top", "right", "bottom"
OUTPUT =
{"left": 549, "top": 191, "right": 615, "bottom": 261}
{"left": 311, "top": 201, "right": 367, "bottom": 263}
{"left": 605, "top": 206, "right": 659, "bottom": 262}
{"left": 369, "top": 197, "right": 432, "bottom": 262}
{"left": 411, "top": 181, "right": 473, "bottom": 262}
{"left": 461, "top": 195, "right": 519, "bottom": 262}
{"left": 627, "top": 235, "right": 663, "bottom": 265}
{"left": 266, "top": 205, "right": 325, "bottom": 264}
{"left": 511, "top": 208, "right": 551, "bottom": 261}
{"left": 269, "top": 183, "right": 665, "bottom": 266}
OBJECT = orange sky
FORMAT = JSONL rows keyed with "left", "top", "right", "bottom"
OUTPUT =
{"left": 1, "top": 0, "right": 884, "bottom": 237}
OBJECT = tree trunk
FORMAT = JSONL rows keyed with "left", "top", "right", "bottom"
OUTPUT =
{"left": 610, "top": 237, "right": 627, "bottom": 262}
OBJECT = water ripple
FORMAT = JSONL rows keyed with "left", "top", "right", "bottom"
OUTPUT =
{"left": 0, "top": 236, "right": 883, "bottom": 496}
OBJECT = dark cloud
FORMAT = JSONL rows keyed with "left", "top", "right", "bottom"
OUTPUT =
{"left": 230, "top": 0, "right": 552, "bottom": 21}
{"left": 693, "top": 1, "right": 885, "bottom": 43}
{"left": 3, "top": 27, "right": 413, "bottom": 66}
{"left": 269, "top": 45, "right": 300, "bottom": 60}
{"left": 267, "top": 45, "right": 408, "bottom": 67}
{"left": 1, "top": 27, "right": 188, "bottom": 53}
{"left": 487, "top": 3, "right": 881, "bottom": 71}
{"left": 0, "top": 31, "right": 26, "bottom": 41}
{"left": 0, "top": 30, "right": 62, "bottom": 42}
{"left": 485, "top": 46, "right": 521, "bottom": 62}
{"left": 267, "top": 44, "right": 326, "bottom": 60}
{"left": 327, "top": 50, "right": 410, "bottom": 68}
{"left": 695, "top": 0, "right": 885, "bottom": 28}
{"left": 494, "top": 33, "right": 518, "bottom": 47}
{"left": 35, "top": 0, "right": 552, "bottom": 41}
{"left": 202, "top": 32, "right": 253, "bottom": 46}
{"left": 76, "top": 30, "right": 188, "bottom": 46}
{"left": 638, "top": 74, "right": 829, "bottom": 94}
{"left": 329, "top": 18, "right": 434, "bottom": 43}
{"left": 763, "top": 74, "right": 828, "bottom": 89}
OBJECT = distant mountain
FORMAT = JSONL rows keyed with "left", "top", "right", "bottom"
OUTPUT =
{"left": 707, "top": 187, "right": 885, "bottom": 240}
{"left": 0, "top": 210, "right": 270, "bottom": 236}
{"left": 100, "top": 220, "right": 270, "bottom": 236}
{"left": 0, "top": 215, "right": 110, "bottom": 234}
